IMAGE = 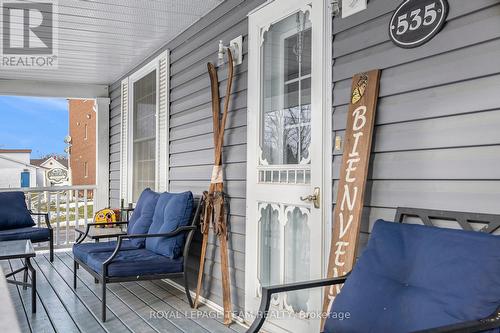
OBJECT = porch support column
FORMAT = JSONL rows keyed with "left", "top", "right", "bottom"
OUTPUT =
{"left": 95, "top": 97, "right": 110, "bottom": 211}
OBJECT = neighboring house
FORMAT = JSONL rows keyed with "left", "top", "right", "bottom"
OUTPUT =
{"left": 68, "top": 99, "right": 96, "bottom": 187}
{"left": 0, "top": 149, "right": 41, "bottom": 188}
{"left": 31, "top": 157, "right": 70, "bottom": 187}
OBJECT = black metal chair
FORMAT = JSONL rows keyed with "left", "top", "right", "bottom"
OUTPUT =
{"left": 0, "top": 191, "right": 53, "bottom": 262}
{"left": 247, "top": 208, "right": 500, "bottom": 333}
{"left": 73, "top": 193, "right": 204, "bottom": 321}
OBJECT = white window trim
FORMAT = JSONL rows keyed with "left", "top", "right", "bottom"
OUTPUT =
{"left": 121, "top": 50, "right": 170, "bottom": 204}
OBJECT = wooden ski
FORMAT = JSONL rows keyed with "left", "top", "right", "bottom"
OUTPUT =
{"left": 194, "top": 59, "right": 221, "bottom": 310}
{"left": 194, "top": 49, "right": 235, "bottom": 326}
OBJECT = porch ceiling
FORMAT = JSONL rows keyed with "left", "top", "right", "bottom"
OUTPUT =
{"left": 0, "top": 0, "right": 224, "bottom": 85}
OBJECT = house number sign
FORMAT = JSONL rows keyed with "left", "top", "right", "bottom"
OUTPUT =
{"left": 389, "top": 0, "right": 449, "bottom": 48}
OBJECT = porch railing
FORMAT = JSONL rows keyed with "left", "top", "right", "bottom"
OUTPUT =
{"left": 0, "top": 185, "right": 96, "bottom": 247}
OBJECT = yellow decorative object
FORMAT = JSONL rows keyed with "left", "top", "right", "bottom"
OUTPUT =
{"left": 94, "top": 208, "right": 117, "bottom": 228}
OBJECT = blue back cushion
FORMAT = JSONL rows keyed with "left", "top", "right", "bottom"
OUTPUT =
{"left": 127, "top": 188, "right": 160, "bottom": 247}
{"left": 0, "top": 192, "right": 35, "bottom": 230}
{"left": 326, "top": 220, "right": 500, "bottom": 333}
{"left": 145, "top": 191, "right": 194, "bottom": 258}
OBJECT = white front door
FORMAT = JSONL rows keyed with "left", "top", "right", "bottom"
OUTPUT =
{"left": 246, "top": 1, "right": 331, "bottom": 332}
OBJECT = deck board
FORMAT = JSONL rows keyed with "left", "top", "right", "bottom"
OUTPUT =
{"left": 12, "top": 256, "right": 81, "bottom": 333}
{"left": 34, "top": 255, "right": 107, "bottom": 333}
{"left": 44, "top": 252, "right": 131, "bottom": 332}
{"left": 119, "top": 282, "right": 200, "bottom": 333}
{"left": 0, "top": 260, "right": 33, "bottom": 333}
{"left": 57, "top": 252, "right": 153, "bottom": 332}
{"left": 148, "top": 280, "right": 246, "bottom": 333}
{"left": 9, "top": 258, "right": 57, "bottom": 333}
{"left": 0, "top": 250, "right": 243, "bottom": 333}
{"left": 114, "top": 282, "right": 189, "bottom": 333}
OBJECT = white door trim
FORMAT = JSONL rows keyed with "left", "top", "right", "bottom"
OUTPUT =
{"left": 321, "top": 0, "right": 333, "bottom": 275}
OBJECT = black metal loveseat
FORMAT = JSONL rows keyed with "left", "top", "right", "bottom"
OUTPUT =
{"left": 248, "top": 208, "right": 500, "bottom": 333}
{"left": 0, "top": 191, "right": 53, "bottom": 261}
{"left": 73, "top": 189, "right": 204, "bottom": 321}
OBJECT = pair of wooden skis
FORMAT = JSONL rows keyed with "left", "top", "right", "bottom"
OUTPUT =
{"left": 194, "top": 49, "right": 234, "bottom": 326}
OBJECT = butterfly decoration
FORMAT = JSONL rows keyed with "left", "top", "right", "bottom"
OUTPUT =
{"left": 351, "top": 74, "right": 369, "bottom": 104}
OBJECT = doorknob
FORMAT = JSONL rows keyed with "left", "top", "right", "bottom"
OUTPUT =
{"left": 300, "top": 187, "right": 320, "bottom": 208}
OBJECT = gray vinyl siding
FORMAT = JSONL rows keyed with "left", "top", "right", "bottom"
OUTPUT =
{"left": 108, "top": 0, "right": 266, "bottom": 313}
{"left": 331, "top": 0, "right": 500, "bottom": 249}
{"left": 107, "top": 0, "right": 500, "bottom": 315}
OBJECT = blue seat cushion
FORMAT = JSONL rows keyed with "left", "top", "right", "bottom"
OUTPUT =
{"left": 0, "top": 227, "right": 49, "bottom": 242}
{"left": 326, "top": 220, "right": 500, "bottom": 333}
{"left": 85, "top": 249, "right": 183, "bottom": 277}
{"left": 145, "top": 191, "right": 193, "bottom": 259}
{"left": 0, "top": 192, "right": 35, "bottom": 230}
{"left": 127, "top": 188, "right": 160, "bottom": 247}
{"left": 73, "top": 240, "right": 140, "bottom": 262}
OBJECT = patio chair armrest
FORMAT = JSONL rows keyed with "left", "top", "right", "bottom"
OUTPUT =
{"left": 76, "top": 221, "right": 129, "bottom": 244}
{"left": 29, "top": 211, "right": 51, "bottom": 229}
{"left": 413, "top": 308, "right": 500, "bottom": 333}
{"left": 102, "top": 235, "right": 128, "bottom": 268}
{"left": 247, "top": 274, "right": 350, "bottom": 333}
{"left": 118, "top": 225, "right": 197, "bottom": 240}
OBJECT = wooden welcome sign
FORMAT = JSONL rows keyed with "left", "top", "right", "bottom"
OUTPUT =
{"left": 322, "top": 70, "right": 381, "bottom": 328}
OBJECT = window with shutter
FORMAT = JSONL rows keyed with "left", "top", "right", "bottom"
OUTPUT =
{"left": 120, "top": 50, "right": 169, "bottom": 204}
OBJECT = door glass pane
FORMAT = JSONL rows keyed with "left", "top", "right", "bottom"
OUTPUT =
{"left": 284, "top": 206, "right": 310, "bottom": 312}
{"left": 259, "top": 203, "right": 281, "bottom": 288}
{"left": 261, "top": 11, "right": 312, "bottom": 166}
{"left": 132, "top": 70, "right": 156, "bottom": 201}
{"left": 259, "top": 203, "right": 312, "bottom": 314}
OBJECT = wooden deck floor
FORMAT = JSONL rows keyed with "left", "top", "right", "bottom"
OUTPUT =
{"left": 0, "top": 251, "right": 246, "bottom": 333}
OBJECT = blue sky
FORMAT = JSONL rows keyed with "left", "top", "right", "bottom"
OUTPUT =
{"left": 0, "top": 96, "right": 68, "bottom": 158}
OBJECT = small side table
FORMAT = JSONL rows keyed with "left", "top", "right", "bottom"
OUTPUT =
{"left": 75, "top": 225, "right": 127, "bottom": 243}
{"left": 0, "top": 240, "right": 36, "bottom": 313}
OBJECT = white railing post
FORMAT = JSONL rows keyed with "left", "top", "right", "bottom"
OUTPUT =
{"left": 55, "top": 192, "right": 60, "bottom": 246}
{"left": 65, "top": 191, "right": 70, "bottom": 244}
{"left": 27, "top": 192, "right": 32, "bottom": 210}
{"left": 45, "top": 190, "right": 50, "bottom": 229}
{"left": 36, "top": 193, "right": 41, "bottom": 227}
{"left": 75, "top": 190, "right": 79, "bottom": 232}
{"left": 84, "top": 189, "right": 88, "bottom": 227}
